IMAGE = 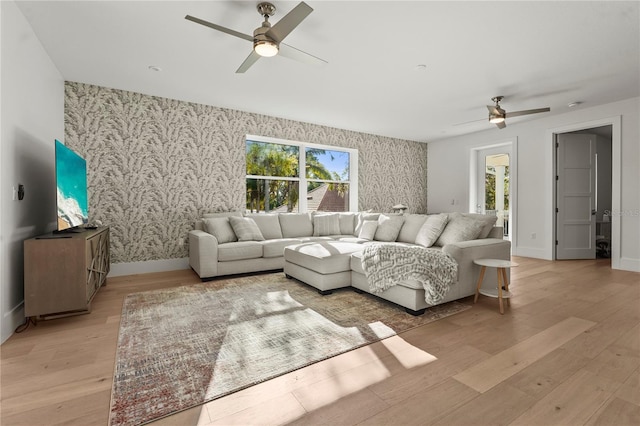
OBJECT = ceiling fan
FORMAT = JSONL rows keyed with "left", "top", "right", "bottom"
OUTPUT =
{"left": 486, "top": 96, "right": 550, "bottom": 129}
{"left": 185, "top": 1, "right": 327, "bottom": 73}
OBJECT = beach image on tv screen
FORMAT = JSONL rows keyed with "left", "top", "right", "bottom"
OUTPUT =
{"left": 55, "top": 140, "right": 88, "bottom": 230}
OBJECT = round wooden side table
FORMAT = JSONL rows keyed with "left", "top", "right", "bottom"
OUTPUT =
{"left": 473, "top": 258, "right": 519, "bottom": 315}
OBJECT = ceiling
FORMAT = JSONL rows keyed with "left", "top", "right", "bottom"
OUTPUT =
{"left": 15, "top": 1, "right": 640, "bottom": 142}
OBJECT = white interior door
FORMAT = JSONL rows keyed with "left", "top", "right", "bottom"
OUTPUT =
{"left": 556, "top": 133, "right": 596, "bottom": 259}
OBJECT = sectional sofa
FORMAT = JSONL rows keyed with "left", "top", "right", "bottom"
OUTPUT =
{"left": 189, "top": 211, "right": 511, "bottom": 314}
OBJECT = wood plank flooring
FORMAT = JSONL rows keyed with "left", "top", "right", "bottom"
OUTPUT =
{"left": 1, "top": 257, "right": 639, "bottom": 425}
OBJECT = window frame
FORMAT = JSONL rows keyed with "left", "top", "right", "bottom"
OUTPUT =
{"left": 245, "top": 134, "right": 358, "bottom": 212}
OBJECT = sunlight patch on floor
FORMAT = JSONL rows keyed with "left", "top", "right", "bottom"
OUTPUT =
{"left": 379, "top": 334, "right": 438, "bottom": 369}
{"left": 290, "top": 345, "right": 393, "bottom": 412}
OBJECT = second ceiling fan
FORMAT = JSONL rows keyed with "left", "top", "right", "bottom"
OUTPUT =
{"left": 487, "top": 96, "right": 550, "bottom": 129}
{"left": 185, "top": 1, "right": 327, "bottom": 73}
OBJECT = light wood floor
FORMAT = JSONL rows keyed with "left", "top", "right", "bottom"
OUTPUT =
{"left": 1, "top": 257, "right": 639, "bottom": 425}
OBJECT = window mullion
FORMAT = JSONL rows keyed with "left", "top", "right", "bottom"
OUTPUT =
{"left": 299, "top": 146, "right": 308, "bottom": 212}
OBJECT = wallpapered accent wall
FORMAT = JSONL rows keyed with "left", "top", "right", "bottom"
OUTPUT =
{"left": 64, "top": 81, "right": 428, "bottom": 264}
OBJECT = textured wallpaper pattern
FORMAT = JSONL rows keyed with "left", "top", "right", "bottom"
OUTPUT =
{"left": 64, "top": 82, "right": 428, "bottom": 263}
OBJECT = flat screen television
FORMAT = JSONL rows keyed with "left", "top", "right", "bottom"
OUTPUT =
{"left": 55, "top": 139, "right": 89, "bottom": 231}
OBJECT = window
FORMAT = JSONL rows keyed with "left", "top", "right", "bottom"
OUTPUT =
{"left": 246, "top": 136, "right": 357, "bottom": 213}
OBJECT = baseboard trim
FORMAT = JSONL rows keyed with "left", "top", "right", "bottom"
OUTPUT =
{"left": 108, "top": 258, "right": 190, "bottom": 277}
{"left": 513, "top": 246, "right": 551, "bottom": 260}
{"left": 616, "top": 257, "right": 640, "bottom": 272}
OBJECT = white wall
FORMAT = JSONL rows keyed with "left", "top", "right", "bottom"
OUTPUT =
{"left": 1, "top": 1, "right": 64, "bottom": 343}
{"left": 428, "top": 97, "right": 639, "bottom": 272}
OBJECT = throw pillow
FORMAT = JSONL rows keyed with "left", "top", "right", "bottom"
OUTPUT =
{"left": 434, "top": 213, "right": 484, "bottom": 246}
{"left": 415, "top": 214, "right": 449, "bottom": 247}
{"left": 202, "top": 217, "right": 237, "bottom": 244}
{"left": 374, "top": 214, "right": 405, "bottom": 242}
{"left": 313, "top": 214, "right": 341, "bottom": 236}
{"left": 244, "top": 214, "right": 283, "bottom": 240}
{"left": 338, "top": 212, "right": 357, "bottom": 235}
{"left": 358, "top": 220, "right": 378, "bottom": 241}
{"left": 397, "top": 214, "right": 429, "bottom": 243}
{"left": 228, "top": 216, "right": 265, "bottom": 241}
{"left": 354, "top": 212, "right": 380, "bottom": 236}
{"left": 462, "top": 213, "right": 498, "bottom": 238}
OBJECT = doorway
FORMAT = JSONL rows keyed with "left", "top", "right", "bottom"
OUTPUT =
{"left": 555, "top": 126, "right": 612, "bottom": 260}
{"left": 472, "top": 142, "right": 515, "bottom": 242}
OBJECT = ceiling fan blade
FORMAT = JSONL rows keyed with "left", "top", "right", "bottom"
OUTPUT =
{"left": 505, "top": 107, "right": 551, "bottom": 118}
{"left": 236, "top": 50, "right": 261, "bottom": 73}
{"left": 487, "top": 105, "right": 500, "bottom": 116}
{"left": 278, "top": 43, "right": 327, "bottom": 66}
{"left": 496, "top": 121, "right": 507, "bottom": 129}
{"left": 266, "top": 2, "right": 313, "bottom": 43}
{"left": 185, "top": 15, "right": 252, "bottom": 42}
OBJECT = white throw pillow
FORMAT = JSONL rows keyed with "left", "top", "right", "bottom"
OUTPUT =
{"left": 415, "top": 214, "right": 449, "bottom": 247}
{"left": 228, "top": 216, "right": 265, "bottom": 241}
{"left": 397, "top": 214, "right": 429, "bottom": 243}
{"left": 374, "top": 214, "right": 405, "bottom": 242}
{"left": 462, "top": 213, "right": 498, "bottom": 238}
{"left": 358, "top": 220, "right": 378, "bottom": 241}
{"left": 338, "top": 212, "right": 357, "bottom": 235}
{"left": 435, "top": 213, "right": 484, "bottom": 246}
{"left": 313, "top": 214, "right": 341, "bottom": 236}
{"left": 202, "top": 217, "right": 238, "bottom": 244}
{"left": 354, "top": 212, "right": 380, "bottom": 236}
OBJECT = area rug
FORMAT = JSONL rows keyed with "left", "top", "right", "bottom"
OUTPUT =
{"left": 109, "top": 272, "right": 470, "bottom": 426}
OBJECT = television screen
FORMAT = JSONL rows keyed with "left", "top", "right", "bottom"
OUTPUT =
{"left": 55, "top": 140, "right": 89, "bottom": 231}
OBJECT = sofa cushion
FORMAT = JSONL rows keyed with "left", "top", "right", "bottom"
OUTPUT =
{"left": 245, "top": 214, "right": 283, "bottom": 240}
{"left": 462, "top": 213, "right": 498, "bottom": 238}
{"left": 284, "top": 242, "right": 363, "bottom": 274}
{"left": 313, "top": 214, "right": 341, "bottom": 236}
{"left": 358, "top": 220, "right": 378, "bottom": 241}
{"left": 202, "top": 217, "right": 238, "bottom": 244}
{"left": 374, "top": 214, "right": 406, "bottom": 242}
{"left": 229, "top": 216, "right": 265, "bottom": 241}
{"left": 279, "top": 213, "right": 313, "bottom": 238}
{"left": 338, "top": 212, "right": 357, "bottom": 235}
{"left": 260, "top": 238, "right": 302, "bottom": 258}
{"left": 435, "top": 213, "right": 484, "bottom": 246}
{"left": 397, "top": 214, "right": 429, "bottom": 244}
{"left": 335, "top": 236, "right": 369, "bottom": 243}
{"left": 218, "top": 241, "right": 263, "bottom": 261}
{"left": 415, "top": 214, "right": 449, "bottom": 248}
{"left": 299, "top": 236, "right": 334, "bottom": 242}
{"left": 355, "top": 212, "right": 380, "bottom": 235}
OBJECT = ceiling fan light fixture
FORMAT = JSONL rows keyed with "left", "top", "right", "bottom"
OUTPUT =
{"left": 489, "top": 114, "right": 505, "bottom": 124}
{"left": 254, "top": 39, "right": 279, "bottom": 57}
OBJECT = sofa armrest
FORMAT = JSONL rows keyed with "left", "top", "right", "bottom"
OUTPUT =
{"left": 189, "top": 230, "right": 219, "bottom": 279}
{"left": 442, "top": 238, "right": 511, "bottom": 281}
{"left": 443, "top": 238, "right": 511, "bottom": 261}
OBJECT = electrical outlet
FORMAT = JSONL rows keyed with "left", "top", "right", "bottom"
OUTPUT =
{"left": 531, "top": 232, "right": 536, "bottom": 239}
{"left": 12, "top": 186, "right": 17, "bottom": 201}
{"left": 178, "top": 237, "right": 185, "bottom": 246}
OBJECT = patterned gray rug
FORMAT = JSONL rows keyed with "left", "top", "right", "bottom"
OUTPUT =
{"left": 109, "top": 272, "right": 470, "bottom": 426}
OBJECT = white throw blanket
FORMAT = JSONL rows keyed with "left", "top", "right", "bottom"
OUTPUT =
{"left": 361, "top": 244, "right": 458, "bottom": 305}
